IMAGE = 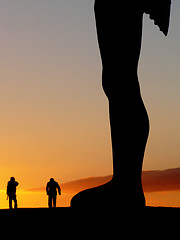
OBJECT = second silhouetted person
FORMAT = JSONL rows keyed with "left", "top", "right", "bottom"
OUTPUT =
{"left": 7, "top": 177, "right": 19, "bottom": 209}
{"left": 46, "top": 178, "right": 61, "bottom": 208}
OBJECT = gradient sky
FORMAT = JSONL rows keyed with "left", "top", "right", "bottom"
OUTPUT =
{"left": 0, "top": 0, "right": 179, "bottom": 190}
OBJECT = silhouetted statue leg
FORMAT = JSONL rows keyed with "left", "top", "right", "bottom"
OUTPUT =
{"left": 71, "top": 1, "right": 149, "bottom": 209}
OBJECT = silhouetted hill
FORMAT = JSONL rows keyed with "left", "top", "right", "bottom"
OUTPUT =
{"left": 61, "top": 175, "right": 112, "bottom": 192}
{"left": 142, "top": 168, "right": 180, "bottom": 192}
{"left": 26, "top": 175, "right": 112, "bottom": 193}
{"left": 61, "top": 168, "right": 180, "bottom": 193}
{"left": 62, "top": 168, "right": 180, "bottom": 192}
{"left": 63, "top": 167, "right": 180, "bottom": 192}
{"left": 27, "top": 168, "right": 180, "bottom": 193}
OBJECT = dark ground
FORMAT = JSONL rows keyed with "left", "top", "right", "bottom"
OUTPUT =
{"left": 0, "top": 206, "right": 179, "bottom": 223}
{"left": 0, "top": 207, "right": 179, "bottom": 237}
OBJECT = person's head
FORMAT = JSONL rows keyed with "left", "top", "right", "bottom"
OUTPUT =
{"left": 10, "top": 177, "right": 15, "bottom": 182}
{"left": 50, "top": 178, "right": 54, "bottom": 183}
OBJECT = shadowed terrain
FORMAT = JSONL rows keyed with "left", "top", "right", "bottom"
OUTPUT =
{"left": 0, "top": 206, "right": 179, "bottom": 232}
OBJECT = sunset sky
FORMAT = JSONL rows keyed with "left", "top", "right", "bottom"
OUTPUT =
{"left": 0, "top": 0, "right": 180, "bottom": 204}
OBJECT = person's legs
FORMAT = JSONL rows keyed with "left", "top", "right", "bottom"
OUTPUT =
{"left": 9, "top": 197, "right": 12, "bottom": 209}
{"left": 13, "top": 195, "right": 18, "bottom": 209}
{"left": 52, "top": 195, "right": 57, "bottom": 208}
{"left": 48, "top": 196, "right": 52, "bottom": 208}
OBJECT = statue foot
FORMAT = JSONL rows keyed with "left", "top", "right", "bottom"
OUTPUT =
{"left": 70, "top": 179, "right": 145, "bottom": 210}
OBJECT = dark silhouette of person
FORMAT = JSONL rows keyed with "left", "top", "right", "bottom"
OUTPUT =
{"left": 7, "top": 177, "right": 19, "bottom": 209}
{"left": 71, "top": 0, "right": 171, "bottom": 209}
{"left": 46, "top": 178, "right": 61, "bottom": 208}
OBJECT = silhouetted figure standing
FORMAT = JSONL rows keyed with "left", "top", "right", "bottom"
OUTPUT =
{"left": 7, "top": 177, "right": 19, "bottom": 209}
{"left": 71, "top": 0, "right": 171, "bottom": 209}
{"left": 46, "top": 178, "right": 61, "bottom": 208}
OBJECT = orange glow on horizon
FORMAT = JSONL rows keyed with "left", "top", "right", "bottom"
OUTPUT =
{"left": 23, "top": 189, "right": 180, "bottom": 209}
{"left": 0, "top": 189, "right": 180, "bottom": 209}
